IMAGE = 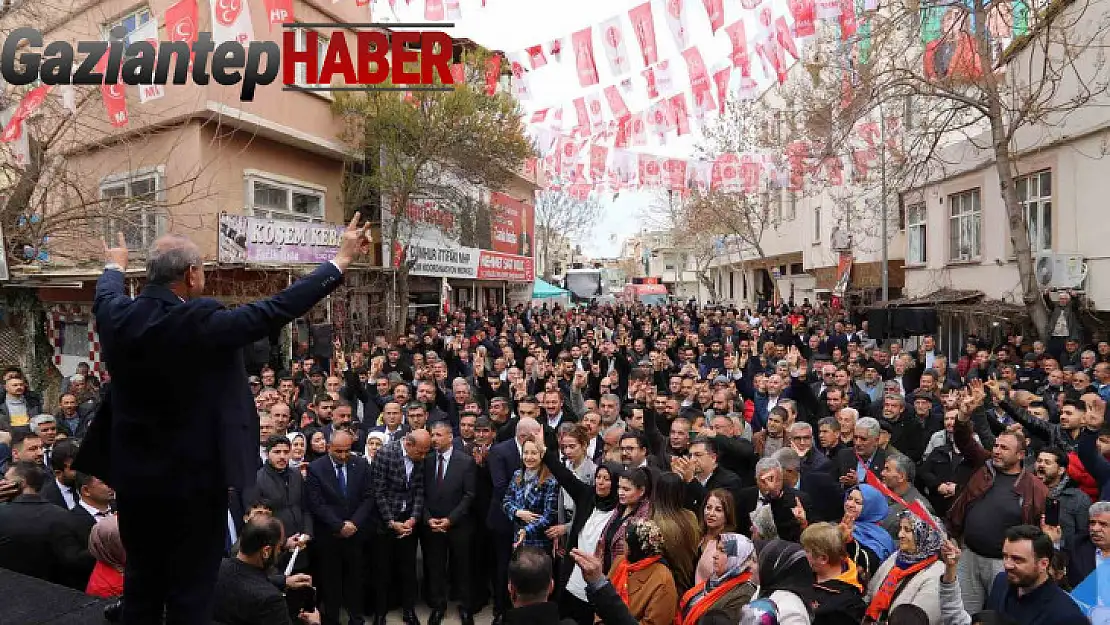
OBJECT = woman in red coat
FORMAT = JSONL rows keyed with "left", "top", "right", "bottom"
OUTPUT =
{"left": 86, "top": 514, "right": 125, "bottom": 599}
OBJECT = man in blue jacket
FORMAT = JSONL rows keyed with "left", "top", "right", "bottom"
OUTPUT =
{"left": 81, "top": 215, "right": 370, "bottom": 625}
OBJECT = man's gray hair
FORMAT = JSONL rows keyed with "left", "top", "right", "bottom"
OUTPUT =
{"left": 779, "top": 399, "right": 796, "bottom": 413}
{"left": 1091, "top": 501, "right": 1110, "bottom": 517}
{"left": 1082, "top": 350, "right": 1097, "bottom": 360}
{"left": 754, "top": 457, "right": 783, "bottom": 478}
{"left": 147, "top": 234, "right": 201, "bottom": 286}
{"left": 789, "top": 422, "right": 812, "bottom": 436}
{"left": 856, "top": 417, "right": 881, "bottom": 438}
{"left": 29, "top": 414, "right": 56, "bottom": 433}
{"left": 888, "top": 453, "right": 915, "bottom": 483}
{"left": 451, "top": 377, "right": 470, "bottom": 390}
{"left": 515, "top": 417, "right": 542, "bottom": 438}
{"left": 601, "top": 394, "right": 622, "bottom": 409}
{"left": 773, "top": 448, "right": 801, "bottom": 472}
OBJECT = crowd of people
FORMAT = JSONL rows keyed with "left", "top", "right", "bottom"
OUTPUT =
{"left": 2, "top": 295, "right": 1108, "bottom": 625}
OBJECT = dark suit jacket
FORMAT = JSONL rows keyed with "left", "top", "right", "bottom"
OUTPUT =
{"left": 0, "top": 494, "right": 93, "bottom": 588}
{"left": 212, "top": 558, "right": 294, "bottom": 625}
{"left": 67, "top": 504, "right": 101, "bottom": 588}
{"left": 245, "top": 463, "right": 314, "bottom": 539}
{"left": 799, "top": 469, "right": 844, "bottom": 523}
{"left": 84, "top": 263, "right": 342, "bottom": 498}
{"left": 736, "top": 485, "right": 814, "bottom": 540}
{"left": 486, "top": 438, "right": 521, "bottom": 534}
{"left": 305, "top": 454, "right": 375, "bottom": 536}
{"left": 40, "top": 477, "right": 74, "bottom": 510}
{"left": 423, "top": 448, "right": 476, "bottom": 527}
{"left": 833, "top": 447, "right": 888, "bottom": 481}
{"left": 370, "top": 440, "right": 425, "bottom": 528}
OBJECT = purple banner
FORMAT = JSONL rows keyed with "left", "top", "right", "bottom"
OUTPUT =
{"left": 218, "top": 213, "right": 344, "bottom": 265}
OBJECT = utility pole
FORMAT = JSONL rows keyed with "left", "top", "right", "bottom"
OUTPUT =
{"left": 880, "top": 104, "right": 889, "bottom": 302}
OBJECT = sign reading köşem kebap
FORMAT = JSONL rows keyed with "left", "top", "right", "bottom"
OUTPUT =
{"left": 218, "top": 213, "right": 345, "bottom": 265}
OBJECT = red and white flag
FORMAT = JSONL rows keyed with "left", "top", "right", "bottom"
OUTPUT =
{"left": 609, "top": 149, "right": 639, "bottom": 189}
{"left": 643, "top": 61, "right": 675, "bottom": 99}
{"left": 599, "top": 16, "right": 632, "bottom": 77}
{"left": 131, "top": 20, "right": 166, "bottom": 103}
{"left": 724, "top": 20, "right": 752, "bottom": 76}
{"left": 211, "top": 0, "right": 254, "bottom": 44}
{"left": 526, "top": 45, "right": 548, "bottom": 69}
{"left": 484, "top": 55, "right": 500, "bottom": 95}
{"left": 0, "top": 105, "right": 30, "bottom": 166}
{"left": 604, "top": 85, "right": 631, "bottom": 120}
{"left": 166, "top": 0, "right": 199, "bottom": 47}
{"left": 662, "top": 158, "right": 688, "bottom": 191}
{"left": 682, "top": 47, "right": 716, "bottom": 117}
{"left": 663, "top": 0, "right": 690, "bottom": 50}
{"left": 262, "top": 0, "right": 293, "bottom": 28}
{"left": 702, "top": 0, "right": 725, "bottom": 32}
{"left": 823, "top": 155, "right": 844, "bottom": 186}
{"left": 742, "top": 0, "right": 763, "bottom": 8}
{"left": 776, "top": 17, "right": 799, "bottom": 60}
{"left": 668, "top": 93, "right": 691, "bottom": 135}
{"left": 585, "top": 91, "right": 606, "bottom": 131}
{"left": 571, "top": 27, "right": 600, "bottom": 87}
{"left": 789, "top": 0, "right": 816, "bottom": 37}
{"left": 572, "top": 97, "right": 590, "bottom": 130}
{"left": 712, "top": 153, "right": 741, "bottom": 191}
{"left": 687, "top": 160, "right": 713, "bottom": 194}
{"left": 628, "top": 2, "right": 660, "bottom": 67}
{"left": 425, "top": 0, "right": 444, "bottom": 20}
{"left": 58, "top": 85, "right": 77, "bottom": 115}
{"left": 96, "top": 55, "right": 129, "bottom": 128}
{"left": 712, "top": 63, "right": 732, "bottom": 114}
{"left": 508, "top": 56, "right": 531, "bottom": 100}
{"left": 839, "top": 0, "right": 858, "bottom": 39}
{"left": 639, "top": 154, "right": 663, "bottom": 187}
{"left": 548, "top": 38, "right": 564, "bottom": 63}
{"left": 445, "top": 0, "right": 462, "bottom": 20}
{"left": 647, "top": 99, "right": 673, "bottom": 142}
{"left": 1, "top": 85, "right": 51, "bottom": 143}
{"left": 590, "top": 145, "right": 609, "bottom": 182}
{"left": 740, "top": 154, "right": 763, "bottom": 192}
{"left": 629, "top": 112, "right": 648, "bottom": 146}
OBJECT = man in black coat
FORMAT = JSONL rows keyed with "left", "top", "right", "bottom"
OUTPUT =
{"left": 306, "top": 429, "right": 375, "bottom": 625}
{"left": 504, "top": 547, "right": 577, "bottom": 625}
{"left": 421, "top": 420, "right": 477, "bottom": 625}
{"left": 774, "top": 448, "right": 843, "bottom": 524}
{"left": 245, "top": 435, "right": 314, "bottom": 565}
{"left": 213, "top": 515, "right": 322, "bottom": 625}
{"left": 679, "top": 436, "right": 745, "bottom": 512}
{"left": 0, "top": 461, "right": 91, "bottom": 587}
{"left": 80, "top": 221, "right": 368, "bottom": 625}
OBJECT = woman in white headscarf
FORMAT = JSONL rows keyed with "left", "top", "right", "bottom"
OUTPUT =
{"left": 676, "top": 533, "right": 758, "bottom": 625}
{"left": 365, "top": 431, "right": 389, "bottom": 465}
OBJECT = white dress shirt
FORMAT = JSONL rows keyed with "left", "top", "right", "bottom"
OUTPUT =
{"left": 435, "top": 447, "right": 453, "bottom": 480}
{"left": 79, "top": 500, "right": 110, "bottom": 522}
{"left": 56, "top": 478, "right": 76, "bottom": 509}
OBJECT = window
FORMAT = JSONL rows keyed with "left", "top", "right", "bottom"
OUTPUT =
{"left": 247, "top": 174, "right": 326, "bottom": 222}
{"left": 906, "top": 202, "right": 927, "bottom": 264}
{"left": 59, "top": 320, "right": 91, "bottom": 357}
{"left": 948, "top": 189, "right": 982, "bottom": 261}
{"left": 1016, "top": 170, "right": 1052, "bottom": 254}
{"left": 104, "top": 6, "right": 153, "bottom": 43}
{"left": 790, "top": 263, "right": 804, "bottom": 275}
{"left": 786, "top": 191, "right": 797, "bottom": 221}
{"left": 813, "top": 207, "right": 821, "bottom": 243}
{"left": 293, "top": 27, "right": 334, "bottom": 96}
{"left": 101, "top": 172, "right": 163, "bottom": 251}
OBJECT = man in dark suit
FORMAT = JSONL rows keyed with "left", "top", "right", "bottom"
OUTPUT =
{"left": 213, "top": 515, "right": 322, "bottom": 625}
{"left": 468, "top": 416, "right": 497, "bottom": 614}
{"left": 774, "top": 448, "right": 843, "bottom": 524}
{"left": 306, "top": 429, "right": 375, "bottom": 625}
{"left": 679, "top": 436, "right": 745, "bottom": 512}
{"left": 832, "top": 416, "right": 888, "bottom": 489}
{"left": 41, "top": 439, "right": 80, "bottom": 510}
{"left": 422, "top": 420, "right": 477, "bottom": 625}
{"left": 735, "top": 457, "right": 815, "bottom": 540}
{"left": 64, "top": 471, "right": 114, "bottom": 591}
{"left": 245, "top": 435, "right": 313, "bottom": 567}
{"left": 488, "top": 418, "right": 541, "bottom": 625}
{"left": 81, "top": 219, "right": 368, "bottom": 625}
{"left": 0, "top": 461, "right": 92, "bottom": 587}
{"left": 370, "top": 428, "right": 432, "bottom": 625}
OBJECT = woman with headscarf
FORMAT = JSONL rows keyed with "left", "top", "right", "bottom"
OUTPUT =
{"left": 288, "top": 432, "right": 307, "bottom": 469}
{"left": 864, "top": 511, "right": 946, "bottom": 624}
{"left": 86, "top": 514, "right": 125, "bottom": 599}
{"left": 539, "top": 434, "right": 620, "bottom": 625}
{"left": 840, "top": 485, "right": 895, "bottom": 588}
{"left": 364, "top": 430, "right": 389, "bottom": 464}
{"left": 752, "top": 539, "right": 815, "bottom": 625}
{"left": 676, "top": 533, "right": 758, "bottom": 625}
{"left": 608, "top": 518, "right": 678, "bottom": 625}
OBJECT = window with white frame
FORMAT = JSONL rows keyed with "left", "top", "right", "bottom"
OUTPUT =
{"left": 104, "top": 5, "right": 153, "bottom": 42}
{"left": 785, "top": 190, "right": 797, "bottom": 221}
{"left": 1016, "top": 170, "right": 1051, "bottom": 254}
{"left": 813, "top": 207, "right": 821, "bottom": 242}
{"left": 906, "top": 202, "right": 927, "bottom": 264}
{"left": 293, "top": 27, "right": 334, "bottom": 96}
{"left": 948, "top": 188, "right": 981, "bottom": 261}
{"left": 101, "top": 172, "right": 163, "bottom": 251}
{"left": 247, "top": 174, "right": 326, "bottom": 222}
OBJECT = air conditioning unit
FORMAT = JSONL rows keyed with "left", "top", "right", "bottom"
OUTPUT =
{"left": 1035, "top": 253, "right": 1088, "bottom": 289}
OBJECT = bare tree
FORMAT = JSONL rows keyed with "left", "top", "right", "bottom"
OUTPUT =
{"left": 533, "top": 189, "right": 602, "bottom": 281}
{"left": 335, "top": 49, "right": 533, "bottom": 336}
{"left": 777, "top": 0, "right": 1110, "bottom": 335}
